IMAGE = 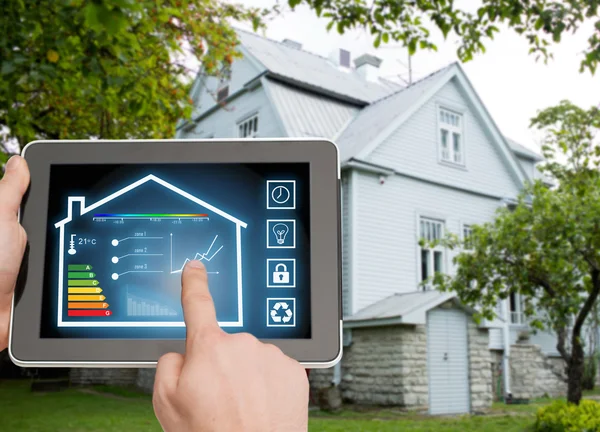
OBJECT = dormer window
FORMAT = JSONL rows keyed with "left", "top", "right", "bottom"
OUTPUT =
{"left": 439, "top": 108, "right": 464, "bottom": 165}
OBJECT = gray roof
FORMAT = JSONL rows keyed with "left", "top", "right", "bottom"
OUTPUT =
{"left": 238, "top": 29, "right": 401, "bottom": 104}
{"left": 235, "top": 31, "right": 543, "bottom": 165}
{"left": 346, "top": 290, "right": 457, "bottom": 325}
{"left": 505, "top": 137, "right": 544, "bottom": 161}
{"left": 336, "top": 64, "right": 454, "bottom": 162}
{"left": 265, "top": 78, "right": 358, "bottom": 139}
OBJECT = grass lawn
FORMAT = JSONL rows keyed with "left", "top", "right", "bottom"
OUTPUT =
{"left": 1, "top": 379, "right": 597, "bottom": 431}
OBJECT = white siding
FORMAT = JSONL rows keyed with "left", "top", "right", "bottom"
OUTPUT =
{"left": 516, "top": 156, "right": 535, "bottom": 181}
{"left": 341, "top": 172, "right": 351, "bottom": 317}
{"left": 489, "top": 329, "right": 504, "bottom": 350}
{"left": 367, "top": 78, "right": 521, "bottom": 199}
{"left": 192, "top": 56, "right": 262, "bottom": 118}
{"left": 181, "top": 86, "right": 284, "bottom": 139}
{"left": 428, "top": 308, "right": 470, "bottom": 415}
{"left": 352, "top": 170, "right": 502, "bottom": 313}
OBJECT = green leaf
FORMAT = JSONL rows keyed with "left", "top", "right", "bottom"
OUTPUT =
{"left": 374, "top": 33, "right": 382, "bottom": 48}
{"left": 1, "top": 62, "right": 16, "bottom": 75}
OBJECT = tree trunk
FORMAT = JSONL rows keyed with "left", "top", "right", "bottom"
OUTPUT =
{"left": 567, "top": 334, "right": 585, "bottom": 404}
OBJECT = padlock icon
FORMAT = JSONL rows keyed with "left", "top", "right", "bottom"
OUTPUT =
{"left": 272, "top": 263, "right": 290, "bottom": 284}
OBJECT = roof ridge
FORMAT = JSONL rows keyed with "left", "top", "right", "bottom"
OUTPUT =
{"left": 235, "top": 27, "right": 333, "bottom": 63}
{"left": 367, "top": 61, "right": 457, "bottom": 106}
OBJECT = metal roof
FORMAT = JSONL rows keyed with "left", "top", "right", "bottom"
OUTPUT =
{"left": 505, "top": 137, "right": 544, "bottom": 161}
{"left": 336, "top": 64, "right": 454, "bottom": 162}
{"left": 264, "top": 78, "right": 359, "bottom": 139}
{"left": 238, "top": 29, "right": 401, "bottom": 104}
{"left": 345, "top": 290, "right": 458, "bottom": 326}
{"left": 234, "top": 31, "right": 543, "bottom": 164}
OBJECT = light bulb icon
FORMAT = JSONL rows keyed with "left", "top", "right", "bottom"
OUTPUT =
{"left": 272, "top": 223, "right": 289, "bottom": 245}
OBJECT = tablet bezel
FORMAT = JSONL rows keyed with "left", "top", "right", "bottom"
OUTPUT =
{"left": 10, "top": 139, "right": 342, "bottom": 368}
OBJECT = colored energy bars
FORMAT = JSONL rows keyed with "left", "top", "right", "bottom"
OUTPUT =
{"left": 67, "top": 264, "right": 110, "bottom": 317}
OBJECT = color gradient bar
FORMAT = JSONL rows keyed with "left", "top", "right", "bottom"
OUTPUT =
{"left": 68, "top": 272, "right": 96, "bottom": 279}
{"left": 68, "top": 279, "right": 100, "bottom": 286}
{"left": 68, "top": 264, "right": 93, "bottom": 271}
{"left": 68, "top": 302, "right": 109, "bottom": 309}
{"left": 68, "top": 295, "right": 106, "bottom": 301}
{"left": 68, "top": 310, "right": 112, "bottom": 317}
{"left": 94, "top": 213, "right": 208, "bottom": 217}
{"left": 68, "top": 287, "right": 102, "bottom": 294}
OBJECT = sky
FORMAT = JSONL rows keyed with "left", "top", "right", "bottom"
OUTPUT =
{"left": 238, "top": 0, "right": 600, "bottom": 153}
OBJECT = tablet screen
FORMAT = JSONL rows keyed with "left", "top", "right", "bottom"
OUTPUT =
{"left": 40, "top": 164, "right": 310, "bottom": 339}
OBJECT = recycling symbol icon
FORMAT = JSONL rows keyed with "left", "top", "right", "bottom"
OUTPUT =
{"left": 270, "top": 301, "right": 293, "bottom": 324}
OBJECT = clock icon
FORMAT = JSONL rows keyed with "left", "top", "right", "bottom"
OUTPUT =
{"left": 271, "top": 186, "right": 291, "bottom": 204}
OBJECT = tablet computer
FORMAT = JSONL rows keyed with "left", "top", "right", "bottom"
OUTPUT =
{"left": 10, "top": 139, "right": 341, "bottom": 368}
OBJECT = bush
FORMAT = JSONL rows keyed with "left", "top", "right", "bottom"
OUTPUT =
{"left": 534, "top": 400, "right": 600, "bottom": 432}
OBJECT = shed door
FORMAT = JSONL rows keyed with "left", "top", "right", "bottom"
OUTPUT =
{"left": 427, "top": 308, "right": 470, "bottom": 415}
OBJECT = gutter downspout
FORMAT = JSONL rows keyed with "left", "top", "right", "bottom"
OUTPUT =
{"left": 332, "top": 361, "right": 342, "bottom": 385}
{"left": 502, "top": 299, "right": 512, "bottom": 398}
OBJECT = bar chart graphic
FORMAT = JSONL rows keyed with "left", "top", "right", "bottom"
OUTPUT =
{"left": 126, "top": 294, "right": 178, "bottom": 317}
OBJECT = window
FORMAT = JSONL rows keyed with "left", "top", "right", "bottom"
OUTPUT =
{"left": 419, "top": 218, "right": 445, "bottom": 288}
{"left": 237, "top": 114, "right": 259, "bottom": 138}
{"left": 216, "top": 67, "right": 231, "bottom": 103}
{"left": 510, "top": 292, "right": 525, "bottom": 325}
{"left": 439, "top": 108, "right": 464, "bottom": 165}
{"left": 463, "top": 224, "right": 473, "bottom": 249}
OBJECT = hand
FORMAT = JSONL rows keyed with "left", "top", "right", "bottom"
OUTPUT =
{"left": 0, "top": 156, "right": 30, "bottom": 351}
{"left": 152, "top": 260, "right": 309, "bottom": 432}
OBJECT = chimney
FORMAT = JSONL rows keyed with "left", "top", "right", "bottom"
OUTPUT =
{"left": 354, "top": 54, "right": 382, "bottom": 82}
{"left": 282, "top": 39, "right": 302, "bottom": 50}
{"left": 329, "top": 48, "right": 351, "bottom": 68}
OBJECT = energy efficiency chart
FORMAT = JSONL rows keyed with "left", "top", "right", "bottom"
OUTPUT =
{"left": 53, "top": 174, "right": 247, "bottom": 328}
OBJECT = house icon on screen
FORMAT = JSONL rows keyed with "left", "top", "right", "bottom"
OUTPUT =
{"left": 53, "top": 174, "right": 247, "bottom": 328}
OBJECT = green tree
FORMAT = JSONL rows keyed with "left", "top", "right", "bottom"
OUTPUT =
{"left": 0, "top": 0, "right": 267, "bottom": 153}
{"left": 429, "top": 101, "right": 600, "bottom": 404}
{"left": 295, "top": 0, "right": 600, "bottom": 73}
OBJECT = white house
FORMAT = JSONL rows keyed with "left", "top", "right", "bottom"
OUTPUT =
{"left": 174, "top": 29, "right": 570, "bottom": 414}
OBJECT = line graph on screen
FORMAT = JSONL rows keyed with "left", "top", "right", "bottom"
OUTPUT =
{"left": 170, "top": 233, "right": 223, "bottom": 274}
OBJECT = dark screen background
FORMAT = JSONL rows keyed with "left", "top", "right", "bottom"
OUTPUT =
{"left": 41, "top": 163, "right": 311, "bottom": 339}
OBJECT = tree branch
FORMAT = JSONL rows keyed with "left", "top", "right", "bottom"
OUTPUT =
{"left": 557, "top": 326, "right": 571, "bottom": 363}
{"left": 573, "top": 268, "right": 600, "bottom": 337}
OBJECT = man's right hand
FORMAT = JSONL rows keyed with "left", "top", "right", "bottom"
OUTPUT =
{"left": 152, "top": 260, "right": 309, "bottom": 432}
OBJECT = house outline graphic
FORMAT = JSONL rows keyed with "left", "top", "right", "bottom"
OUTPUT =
{"left": 54, "top": 174, "right": 248, "bottom": 328}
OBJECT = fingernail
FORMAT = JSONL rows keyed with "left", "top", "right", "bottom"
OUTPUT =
{"left": 5, "top": 156, "right": 20, "bottom": 172}
{"left": 187, "top": 260, "right": 204, "bottom": 269}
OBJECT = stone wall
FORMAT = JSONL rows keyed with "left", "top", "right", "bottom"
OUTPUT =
{"left": 510, "top": 344, "right": 567, "bottom": 399}
{"left": 467, "top": 321, "right": 494, "bottom": 411}
{"left": 136, "top": 368, "right": 157, "bottom": 393}
{"left": 310, "top": 307, "right": 494, "bottom": 411}
{"left": 70, "top": 368, "right": 138, "bottom": 386}
{"left": 310, "top": 325, "right": 427, "bottom": 407}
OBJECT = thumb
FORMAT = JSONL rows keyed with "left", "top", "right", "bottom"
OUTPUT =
{"left": 0, "top": 156, "right": 30, "bottom": 221}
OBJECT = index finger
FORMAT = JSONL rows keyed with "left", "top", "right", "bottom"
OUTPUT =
{"left": 181, "top": 260, "right": 222, "bottom": 341}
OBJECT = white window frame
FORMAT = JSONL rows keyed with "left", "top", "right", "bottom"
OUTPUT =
{"left": 237, "top": 113, "right": 259, "bottom": 138}
{"left": 438, "top": 107, "right": 465, "bottom": 166}
{"left": 418, "top": 217, "right": 446, "bottom": 290}
{"left": 462, "top": 224, "right": 473, "bottom": 249}
{"left": 509, "top": 292, "right": 526, "bottom": 325}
